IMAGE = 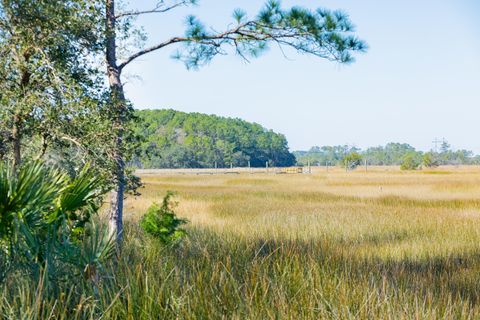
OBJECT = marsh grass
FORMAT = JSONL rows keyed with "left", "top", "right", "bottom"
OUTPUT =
{"left": 3, "top": 166, "right": 480, "bottom": 319}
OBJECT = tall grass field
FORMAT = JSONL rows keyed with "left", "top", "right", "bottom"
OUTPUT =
{"left": 4, "top": 166, "right": 480, "bottom": 319}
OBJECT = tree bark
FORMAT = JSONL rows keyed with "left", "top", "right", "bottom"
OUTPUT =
{"left": 12, "top": 113, "right": 21, "bottom": 170}
{"left": 12, "top": 55, "right": 32, "bottom": 170}
{"left": 106, "top": 0, "right": 126, "bottom": 243}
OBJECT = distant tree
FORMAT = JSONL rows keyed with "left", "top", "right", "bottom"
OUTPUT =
{"left": 296, "top": 142, "right": 479, "bottom": 167}
{"left": 294, "top": 145, "right": 358, "bottom": 166}
{"left": 364, "top": 143, "right": 417, "bottom": 165}
{"left": 453, "top": 150, "right": 474, "bottom": 165}
{"left": 422, "top": 152, "right": 439, "bottom": 168}
{"left": 400, "top": 152, "right": 421, "bottom": 170}
{"left": 342, "top": 152, "right": 362, "bottom": 169}
{"left": 440, "top": 140, "right": 451, "bottom": 154}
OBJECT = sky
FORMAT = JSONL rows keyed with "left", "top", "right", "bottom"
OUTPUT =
{"left": 122, "top": 0, "right": 480, "bottom": 152}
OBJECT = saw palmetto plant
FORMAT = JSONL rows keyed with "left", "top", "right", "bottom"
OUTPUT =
{"left": 0, "top": 161, "right": 114, "bottom": 287}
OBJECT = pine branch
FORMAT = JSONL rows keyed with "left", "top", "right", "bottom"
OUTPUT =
{"left": 118, "top": 22, "right": 249, "bottom": 70}
{"left": 118, "top": 3, "right": 367, "bottom": 70}
{"left": 115, "top": 0, "right": 194, "bottom": 19}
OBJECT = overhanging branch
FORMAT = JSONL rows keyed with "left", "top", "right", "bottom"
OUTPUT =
{"left": 115, "top": 0, "right": 193, "bottom": 19}
{"left": 117, "top": 6, "right": 366, "bottom": 70}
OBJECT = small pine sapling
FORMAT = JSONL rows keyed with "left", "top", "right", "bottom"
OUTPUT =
{"left": 140, "top": 191, "right": 187, "bottom": 244}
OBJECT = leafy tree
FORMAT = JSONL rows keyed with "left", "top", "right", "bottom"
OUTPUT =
{"left": 452, "top": 150, "right": 474, "bottom": 165}
{"left": 422, "top": 152, "right": 439, "bottom": 168}
{"left": 363, "top": 143, "right": 417, "bottom": 165}
{"left": 342, "top": 151, "right": 362, "bottom": 169}
{"left": 0, "top": 0, "right": 103, "bottom": 169}
{"left": 295, "top": 145, "right": 358, "bottom": 166}
{"left": 400, "top": 152, "right": 421, "bottom": 170}
{"left": 103, "top": 0, "right": 366, "bottom": 241}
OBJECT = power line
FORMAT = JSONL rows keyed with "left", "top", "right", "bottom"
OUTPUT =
{"left": 432, "top": 137, "right": 442, "bottom": 153}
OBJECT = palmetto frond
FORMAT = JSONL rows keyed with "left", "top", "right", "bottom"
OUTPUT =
{"left": 0, "top": 161, "right": 108, "bottom": 285}
{"left": 0, "top": 162, "right": 67, "bottom": 239}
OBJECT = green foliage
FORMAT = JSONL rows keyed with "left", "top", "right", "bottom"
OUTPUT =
{"left": 363, "top": 143, "right": 418, "bottom": 165}
{"left": 0, "top": 0, "right": 126, "bottom": 194}
{"left": 0, "top": 0, "right": 104, "bottom": 145}
{"left": 0, "top": 161, "right": 113, "bottom": 285}
{"left": 140, "top": 192, "right": 187, "bottom": 244}
{"left": 342, "top": 152, "right": 362, "bottom": 169}
{"left": 400, "top": 152, "right": 421, "bottom": 170}
{"left": 423, "top": 152, "right": 439, "bottom": 168}
{"left": 134, "top": 109, "right": 295, "bottom": 168}
{"left": 295, "top": 145, "right": 359, "bottom": 166}
{"left": 176, "top": 1, "right": 366, "bottom": 69}
{"left": 296, "top": 142, "right": 477, "bottom": 167}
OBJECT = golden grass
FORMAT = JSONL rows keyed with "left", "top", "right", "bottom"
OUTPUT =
{"left": 118, "top": 166, "right": 480, "bottom": 319}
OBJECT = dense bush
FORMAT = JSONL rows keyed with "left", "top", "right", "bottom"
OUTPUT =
{"left": 140, "top": 191, "right": 187, "bottom": 244}
{"left": 423, "top": 152, "right": 439, "bottom": 168}
{"left": 342, "top": 152, "right": 363, "bottom": 169}
{"left": 0, "top": 162, "right": 114, "bottom": 286}
{"left": 400, "top": 153, "right": 421, "bottom": 170}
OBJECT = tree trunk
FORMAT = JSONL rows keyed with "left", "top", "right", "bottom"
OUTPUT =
{"left": 12, "top": 113, "right": 21, "bottom": 170}
{"left": 12, "top": 57, "right": 32, "bottom": 170}
{"left": 106, "top": 0, "right": 126, "bottom": 243}
{"left": 109, "top": 132, "right": 125, "bottom": 243}
{"left": 107, "top": 68, "right": 126, "bottom": 244}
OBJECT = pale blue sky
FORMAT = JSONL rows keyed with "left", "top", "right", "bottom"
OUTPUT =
{"left": 123, "top": 0, "right": 480, "bottom": 152}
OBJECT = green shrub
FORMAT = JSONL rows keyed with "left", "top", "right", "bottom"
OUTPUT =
{"left": 423, "top": 152, "right": 439, "bottom": 168}
{"left": 140, "top": 191, "right": 187, "bottom": 244}
{"left": 0, "top": 161, "right": 114, "bottom": 285}
{"left": 342, "top": 152, "right": 362, "bottom": 169}
{"left": 400, "top": 153, "right": 421, "bottom": 170}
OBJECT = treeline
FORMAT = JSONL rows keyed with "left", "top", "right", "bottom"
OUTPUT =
{"left": 295, "top": 142, "right": 479, "bottom": 166}
{"left": 133, "top": 109, "right": 296, "bottom": 168}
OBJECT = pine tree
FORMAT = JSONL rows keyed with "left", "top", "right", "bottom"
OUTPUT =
{"left": 103, "top": 0, "right": 367, "bottom": 243}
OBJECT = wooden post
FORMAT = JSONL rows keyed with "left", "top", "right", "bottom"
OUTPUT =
{"left": 365, "top": 159, "right": 368, "bottom": 172}
{"left": 326, "top": 161, "right": 328, "bottom": 172}
{"left": 308, "top": 160, "right": 311, "bottom": 174}
{"left": 266, "top": 161, "right": 269, "bottom": 173}
{"left": 215, "top": 161, "right": 217, "bottom": 174}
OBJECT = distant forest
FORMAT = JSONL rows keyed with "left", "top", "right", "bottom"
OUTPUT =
{"left": 295, "top": 142, "right": 479, "bottom": 166}
{"left": 133, "top": 109, "right": 296, "bottom": 168}
{"left": 132, "top": 110, "right": 477, "bottom": 169}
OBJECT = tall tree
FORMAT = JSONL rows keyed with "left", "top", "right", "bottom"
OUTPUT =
{"left": 104, "top": 0, "right": 367, "bottom": 241}
{"left": 0, "top": 0, "right": 102, "bottom": 169}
